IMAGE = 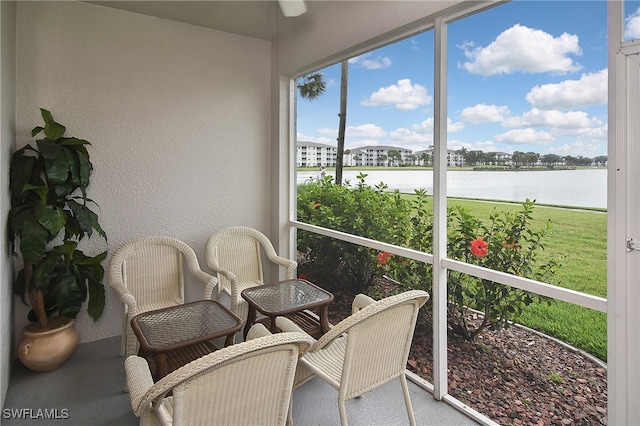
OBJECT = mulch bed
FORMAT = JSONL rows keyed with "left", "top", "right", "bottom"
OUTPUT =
{"left": 318, "top": 275, "right": 608, "bottom": 426}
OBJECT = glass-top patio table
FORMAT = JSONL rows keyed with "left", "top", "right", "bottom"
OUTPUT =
{"left": 131, "top": 300, "right": 242, "bottom": 380}
{"left": 241, "top": 279, "right": 334, "bottom": 339}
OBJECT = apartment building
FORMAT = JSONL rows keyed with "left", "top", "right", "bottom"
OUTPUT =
{"left": 296, "top": 141, "right": 337, "bottom": 167}
{"left": 415, "top": 149, "right": 465, "bottom": 167}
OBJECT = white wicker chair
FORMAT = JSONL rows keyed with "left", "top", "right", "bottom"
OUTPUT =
{"left": 124, "top": 324, "right": 313, "bottom": 426}
{"left": 205, "top": 226, "right": 297, "bottom": 321}
{"left": 277, "top": 290, "right": 430, "bottom": 426}
{"left": 109, "top": 237, "right": 217, "bottom": 357}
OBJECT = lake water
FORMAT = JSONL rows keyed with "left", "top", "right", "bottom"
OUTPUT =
{"left": 297, "top": 169, "right": 607, "bottom": 209}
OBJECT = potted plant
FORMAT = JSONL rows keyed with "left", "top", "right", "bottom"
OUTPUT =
{"left": 9, "top": 108, "right": 108, "bottom": 372}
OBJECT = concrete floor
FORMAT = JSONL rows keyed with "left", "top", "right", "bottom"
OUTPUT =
{"left": 2, "top": 336, "right": 488, "bottom": 425}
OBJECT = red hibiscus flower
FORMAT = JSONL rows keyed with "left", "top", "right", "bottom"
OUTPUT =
{"left": 470, "top": 237, "right": 489, "bottom": 258}
{"left": 377, "top": 251, "right": 392, "bottom": 265}
{"left": 298, "top": 273, "right": 308, "bottom": 280}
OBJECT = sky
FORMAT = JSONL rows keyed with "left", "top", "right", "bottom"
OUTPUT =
{"left": 296, "top": 0, "right": 640, "bottom": 159}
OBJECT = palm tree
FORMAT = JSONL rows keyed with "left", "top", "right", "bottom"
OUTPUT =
{"left": 455, "top": 147, "right": 468, "bottom": 167}
{"left": 297, "top": 64, "right": 348, "bottom": 185}
{"left": 387, "top": 149, "right": 402, "bottom": 166}
{"left": 335, "top": 60, "right": 348, "bottom": 185}
{"left": 297, "top": 73, "right": 327, "bottom": 100}
{"left": 420, "top": 151, "right": 432, "bottom": 166}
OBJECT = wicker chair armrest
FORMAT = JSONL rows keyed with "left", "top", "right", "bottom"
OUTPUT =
{"left": 313, "top": 290, "right": 430, "bottom": 351}
{"left": 248, "top": 229, "right": 297, "bottom": 278}
{"left": 269, "top": 255, "right": 297, "bottom": 274}
{"left": 190, "top": 269, "right": 218, "bottom": 300}
{"left": 352, "top": 293, "right": 376, "bottom": 314}
{"left": 111, "top": 284, "right": 138, "bottom": 315}
{"left": 208, "top": 264, "right": 239, "bottom": 312}
{"left": 246, "top": 323, "right": 271, "bottom": 340}
{"left": 124, "top": 356, "right": 156, "bottom": 416}
{"left": 275, "top": 316, "right": 310, "bottom": 335}
{"left": 259, "top": 248, "right": 296, "bottom": 280}
{"left": 311, "top": 294, "right": 375, "bottom": 350}
{"left": 311, "top": 321, "right": 348, "bottom": 352}
{"left": 109, "top": 275, "right": 130, "bottom": 298}
{"left": 276, "top": 317, "right": 317, "bottom": 357}
{"left": 175, "top": 243, "right": 219, "bottom": 300}
{"left": 282, "top": 258, "right": 298, "bottom": 280}
{"left": 206, "top": 263, "right": 238, "bottom": 284}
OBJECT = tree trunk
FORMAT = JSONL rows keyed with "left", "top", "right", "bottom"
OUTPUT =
{"left": 336, "top": 60, "right": 348, "bottom": 185}
{"left": 24, "top": 261, "right": 48, "bottom": 329}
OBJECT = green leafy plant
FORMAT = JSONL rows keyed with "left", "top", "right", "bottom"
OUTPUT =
{"left": 446, "top": 200, "right": 561, "bottom": 340}
{"left": 297, "top": 173, "right": 412, "bottom": 293}
{"left": 9, "top": 109, "right": 108, "bottom": 330}
{"left": 374, "top": 188, "right": 433, "bottom": 292}
{"left": 299, "top": 175, "right": 561, "bottom": 341}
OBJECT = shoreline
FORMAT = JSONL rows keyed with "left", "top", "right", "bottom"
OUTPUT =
{"left": 297, "top": 167, "right": 608, "bottom": 211}
{"left": 298, "top": 165, "right": 606, "bottom": 172}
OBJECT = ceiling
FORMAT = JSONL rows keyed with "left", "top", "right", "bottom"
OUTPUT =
{"left": 87, "top": 1, "right": 337, "bottom": 41}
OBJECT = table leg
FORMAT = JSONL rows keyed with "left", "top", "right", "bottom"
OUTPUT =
{"left": 269, "top": 315, "right": 278, "bottom": 334}
{"left": 244, "top": 305, "right": 257, "bottom": 339}
{"left": 319, "top": 305, "right": 331, "bottom": 334}
{"left": 224, "top": 333, "right": 235, "bottom": 347}
{"left": 155, "top": 353, "right": 168, "bottom": 380}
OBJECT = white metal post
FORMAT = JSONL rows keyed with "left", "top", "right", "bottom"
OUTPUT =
{"left": 432, "top": 16, "right": 448, "bottom": 401}
{"left": 287, "top": 76, "right": 298, "bottom": 274}
{"left": 607, "top": 1, "right": 640, "bottom": 423}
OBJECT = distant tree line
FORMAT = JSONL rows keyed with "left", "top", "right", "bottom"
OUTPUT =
{"left": 456, "top": 148, "right": 607, "bottom": 167}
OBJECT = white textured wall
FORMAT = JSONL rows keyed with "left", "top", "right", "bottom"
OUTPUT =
{"left": 15, "top": 1, "right": 271, "bottom": 343}
{"left": 1, "top": 0, "right": 16, "bottom": 408}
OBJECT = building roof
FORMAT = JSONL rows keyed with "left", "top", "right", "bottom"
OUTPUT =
{"left": 355, "top": 145, "right": 413, "bottom": 152}
{"left": 297, "top": 140, "right": 336, "bottom": 148}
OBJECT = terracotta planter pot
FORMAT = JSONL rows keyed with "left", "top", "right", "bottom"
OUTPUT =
{"left": 17, "top": 317, "right": 79, "bottom": 372}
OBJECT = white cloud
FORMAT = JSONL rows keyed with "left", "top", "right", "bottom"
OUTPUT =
{"left": 410, "top": 117, "right": 463, "bottom": 134}
{"left": 449, "top": 140, "right": 503, "bottom": 153}
{"left": 387, "top": 118, "right": 462, "bottom": 151}
{"left": 448, "top": 120, "right": 465, "bottom": 133}
{"left": 548, "top": 140, "right": 604, "bottom": 157}
{"left": 346, "top": 123, "right": 388, "bottom": 138}
{"left": 361, "top": 79, "right": 432, "bottom": 110}
{"left": 296, "top": 132, "right": 336, "bottom": 145}
{"left": 551, "top": 125, "right": 608, "bottom": 143}
{"left": 472, "top": 141, "right": 502, "bottom": 152}
{"left": 347, "top": 139, "right": 383, "bottom": 148}
{"left": 446, "top": 139, "right": 468, "bottom": 151}
{"left": 503, "top": 109, "right": 601, "bottom": 129}
{"left": 316, "top": 127, "right": 337, "bottom": 137}
{"left": 350, "top": 53, "right": 392, "bottom": 70}
{"left": 461, "top": 104, "right": 510, "bottom": 124}
{"left": 411, "top": 118, "right": 433, "bottom": 133}
{"left": 315, "top": 124, "right": 387, "bottom": 139}
{"left": 525, "top": 69, "right": 607, "bottom": 110}
{"left": 388, "top": 128, "right": 433, "bottom": 144}
{"left": 625, "top": 7, "right": 640, "bottom": 40}
{"left": 461, "top": 24, "right": 582, "bottom": 76}
{"left": 494, "top": 128, "right": 555, "bottom": 145}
